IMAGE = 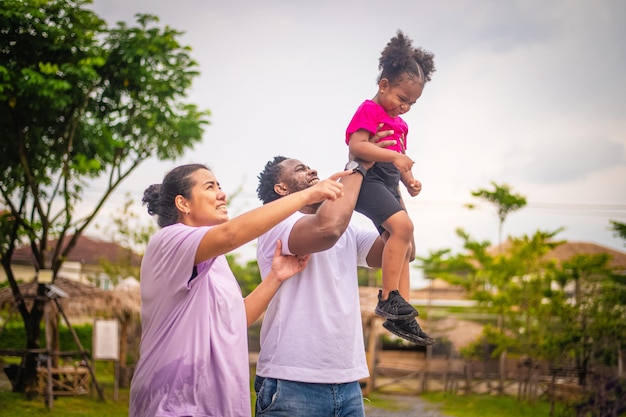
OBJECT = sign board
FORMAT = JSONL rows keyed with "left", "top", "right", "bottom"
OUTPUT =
{"left": 38, "top": 269, "right": 53, "bottom": 284}
{"left": 93, "top": 319, "right": 119, "bottom": 361}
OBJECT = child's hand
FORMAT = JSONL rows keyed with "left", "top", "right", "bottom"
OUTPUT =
{"left": 392, "top": 154, "right": 414, "bottom": 173}
{"left": 405, "top": 179, "right": 422, "bottom": 197}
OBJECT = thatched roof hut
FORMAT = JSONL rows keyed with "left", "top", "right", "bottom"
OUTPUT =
{"left": 0, "top": 277, "right": 141, "bottom": 319}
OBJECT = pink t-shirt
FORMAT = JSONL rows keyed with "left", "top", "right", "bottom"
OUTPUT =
{"left": 129, "top": 223, "right": 250, "bottom": 417}
{"left": 345, "top": 99, "right": 408, "bottom": 153}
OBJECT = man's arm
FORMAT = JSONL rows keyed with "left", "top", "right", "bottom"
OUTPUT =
{"left": 287, "top": 126, "right": 395, "bottom": 255}
{"left": 287, "top": 171, "right": 364, "bottom": 255}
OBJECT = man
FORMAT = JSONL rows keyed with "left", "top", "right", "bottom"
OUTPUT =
{"left": 254, "top": 150, "right": 384, "bottom": 416}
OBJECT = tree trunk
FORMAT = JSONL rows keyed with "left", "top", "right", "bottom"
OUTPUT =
{"left": 14, "top": 287, "right": 46, "bottom": 396}
{"left": 119, "top": 314, "right": 129, "bottom": 366}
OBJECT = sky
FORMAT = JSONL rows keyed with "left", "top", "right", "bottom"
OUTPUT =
{"left": 84, "top": 0, "right": 626, "bottom": 287}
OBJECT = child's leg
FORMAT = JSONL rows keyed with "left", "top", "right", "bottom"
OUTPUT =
{"left": 398, "top": 243, "right": 412, "bottom": 301}
{"left": 379, "top": 221, "right": 435, "bottom": 345}
{"left": 380, "top": 210, "right": 413, "bottom": 299}
{"left": 374, "top": 211, "right": 417, "bottom": 321}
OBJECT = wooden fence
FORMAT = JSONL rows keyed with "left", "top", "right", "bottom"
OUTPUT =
{"left": 360, "top": 315, "right": 587, "bottom": 402}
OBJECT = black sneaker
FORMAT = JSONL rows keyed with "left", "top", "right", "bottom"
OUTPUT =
{"left": 374, "top": 290, "right": 418, "bottom": 320}
{"left": 383, "top": 318, "right": 435, "bottom": 346}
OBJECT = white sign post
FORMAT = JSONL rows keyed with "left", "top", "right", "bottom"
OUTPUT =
{"left": 93, "top": 319, "right": 120, "bottom": 400}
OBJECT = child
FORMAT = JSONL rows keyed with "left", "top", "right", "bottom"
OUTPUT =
{"left": 345, "top": 30, "right": 435, "bottom": 345}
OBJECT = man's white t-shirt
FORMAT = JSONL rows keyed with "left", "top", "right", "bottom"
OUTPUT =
{"left": 256, "top": 212, "right": 378, "bottom": 383}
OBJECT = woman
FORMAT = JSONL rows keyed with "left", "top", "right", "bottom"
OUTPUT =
{"left": 129, "top": 163, "right": 348, "bottom": 417}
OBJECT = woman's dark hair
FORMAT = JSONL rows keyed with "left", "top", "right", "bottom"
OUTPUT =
{"left": 142, "top": 163, "right": 209, "bottom": 228}
{"left": 378, "top": 30, "right": 436, "bottom": 86}
{"left": 257, "top": 156, "right": 287, "bottom": 204}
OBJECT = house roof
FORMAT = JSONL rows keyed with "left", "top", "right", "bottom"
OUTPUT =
{"left": 11, "top": 234, "right": 142, "bottom": 267}
{"left": 544, "top": 241, "right": 626, "bottom": 270}
{"left": 488, "top": 240, "right": 626, "bottom": 270}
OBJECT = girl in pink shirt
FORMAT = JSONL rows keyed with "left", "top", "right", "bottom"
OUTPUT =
{"left": 346, "top": 30, "right": 436, "bottom": 345}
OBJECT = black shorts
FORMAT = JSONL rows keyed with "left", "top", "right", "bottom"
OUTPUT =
{"left": 355, "top": 162, "right": 404, "bottom": 235}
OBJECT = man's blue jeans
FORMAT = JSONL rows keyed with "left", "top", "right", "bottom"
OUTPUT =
{"left": 254, "top": 376, "right": 365, "bottom": 417}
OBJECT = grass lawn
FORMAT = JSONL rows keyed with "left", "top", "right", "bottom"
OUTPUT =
{"left": 0, "top": 388, "right": 130, "bottom": 417}
{"left": 420, "top": 392, "right": 566, "bottom": 417}
{"left": 0, "top": 360, "right": 130, "bottom": 417}
{"left": 0, "top": 386, "right": 573, "bottom": 417}
{"left": 0, "top": 361, "right": 579, "bottom": 417}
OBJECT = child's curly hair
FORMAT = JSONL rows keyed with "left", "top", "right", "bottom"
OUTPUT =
{"left": 378, "top": 30, "right": 435, "bottom": 86}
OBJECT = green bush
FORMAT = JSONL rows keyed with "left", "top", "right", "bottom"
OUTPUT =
{"left": 0, "top": 321, "right": 93, "bottom": 353}
{"left": 0, "top": 321, "right": 29, "bottom": 350}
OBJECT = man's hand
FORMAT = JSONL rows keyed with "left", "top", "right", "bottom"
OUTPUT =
{"left": 370, "top": 123, "right": 396, "bottom": 148}
{"left": 351, "top": 123, "right": 397, "bottom": 170}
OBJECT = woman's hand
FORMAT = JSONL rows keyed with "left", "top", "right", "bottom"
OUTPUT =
{"left": 302, "top": 171, "right": 351, "bottom": 205}
{"left": 244, "top": 240, "right": 310, "bottom": 325}
{"left": 268, "top": 240, "right": 310, "bottom": 284}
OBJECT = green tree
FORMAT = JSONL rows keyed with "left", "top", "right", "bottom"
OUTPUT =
{"left": 0, "top": 0, "right": 209, "bottom": 394}
{"left": 438, "top": 227, "right": 562, "bottom": 396}
{"left": 450, "top": 228, "right": 560, "bottom": 342}
{"left": 436, "top": 227, "right": 626, "bottom": 409}
{"left": 227, "top": 254, "right": 262, "bottom": 298}
{"left": 97, "top": 193, "right": 155, "bottom": 287}
{"left": 96, "top": 194, "right": 155, "bottom": 371}
{"left": 467, "top": 182, "right": 527, "bottom": 247}
{"left": 609, "top": 220, "right": 626, "bottom": 245}
{"left": 545, "top": 254, "right": 626, "bottom": 385}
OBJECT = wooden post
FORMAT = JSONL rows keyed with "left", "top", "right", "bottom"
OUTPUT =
{"left": 53, "top": 299, "right": 105, "bottom": 400}
{"left": 466, "top": 362, "right": 472, "bottom": 394}
{"left": 499, "top": 350, "right": 506, "bottom": 394}
{"left": 618, "top": 342, "right": 623, "bottom": 378}
{"left": 363, "top": 315, "right": 380, "bottom": 396}
{"left": 44, "top": 303, "right": 54, "bottom": 409}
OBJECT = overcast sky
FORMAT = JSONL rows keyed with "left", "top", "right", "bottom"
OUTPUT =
{"left": 85, "top": 0, "right": 626, "bottom": 285}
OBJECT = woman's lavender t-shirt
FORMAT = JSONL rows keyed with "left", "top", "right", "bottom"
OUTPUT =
{"left": 129, "top": 223, "right": 250, "bottom": 417}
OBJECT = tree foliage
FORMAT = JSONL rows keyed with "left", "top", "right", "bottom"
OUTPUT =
{"left": 96, "top": 193, "right": 155, "bottom": 287}
{"left": 417, "top": 183, "right": 626, "bottom": 412}
{"left": 0, "top": 0, "right": 209, "bottom": 393}
{"left": 467, "top": 181, "right": 527, "bottom": 246}
{"left": 610, "top": 220, "right": 626, "bottom": 245}
{"left": 227, "top": 253, "right": 262, "bottom": 298}
{"left": 543, "top": 254, "right": 626, "bottom": 384}
{"left": 431, "top": 226, "right": 626, "bottom": 410}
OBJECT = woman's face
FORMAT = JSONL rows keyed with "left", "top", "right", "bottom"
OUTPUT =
{"left": 184, "top": 169, "right": 229, "bottom": 226}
